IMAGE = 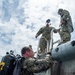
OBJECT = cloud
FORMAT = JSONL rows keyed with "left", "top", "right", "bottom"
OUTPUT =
{"left": 0, "top": 0, "right": 75, "bottom": 56}
{"left": 0, "top": 0, "right": 25, "bottom": 24}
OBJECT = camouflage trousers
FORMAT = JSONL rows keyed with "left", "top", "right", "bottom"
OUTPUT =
{"left": 38, "top": 37, "right": 50, "bottom": 53}
{"left": 59, "top": 31, "right": 71, "bottom": 44}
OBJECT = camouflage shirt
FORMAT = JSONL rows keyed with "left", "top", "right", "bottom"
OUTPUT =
{"left": 36, "top": 26, "right": 57, "bottom": 40}
{"left": 60, "top": 10, "right": 73, "bottom": 32}
{"left": 23, "top": 54, "right": 53, "bottom": 73}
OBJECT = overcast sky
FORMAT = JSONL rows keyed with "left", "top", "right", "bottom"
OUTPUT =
{"left": 0, "top": 0, "right": 75, "bottom": 57}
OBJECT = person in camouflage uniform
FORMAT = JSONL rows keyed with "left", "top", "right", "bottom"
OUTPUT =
{"left": 58, "top": 8, "right": 73, "bottom": 45}
{"left": 51, "top": 9, "right": 73, "bottom": 75}
{"left": 21, "top": 47, "right": 53, "bottom": 75}
{"left": 35, "top": 19, "right": 57, "bottom": 53}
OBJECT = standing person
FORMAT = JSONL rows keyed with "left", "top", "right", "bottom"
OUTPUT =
{"left": 0, "top": 51, "right": 16, "bottom": 75}
{"left": 35, "top": 19, "right": 57, "bottom": 54}
{"left": 58, "top": 8, "right": 74, "bottom": 45}
{"left": 51, "top": 9, "right": 74, "bottom": 75}
{"left": 21, "top": 46, "right": 53, "bottom": 75}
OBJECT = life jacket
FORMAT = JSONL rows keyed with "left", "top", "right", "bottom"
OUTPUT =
{"left": 13, "top": 57, "right": 24, "bottom": 75}
{"left": 0, "top": 54, "right": 16, "bottom": 75}
{"left": 13, "top": 57, "right": 34, "bottom": 75}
